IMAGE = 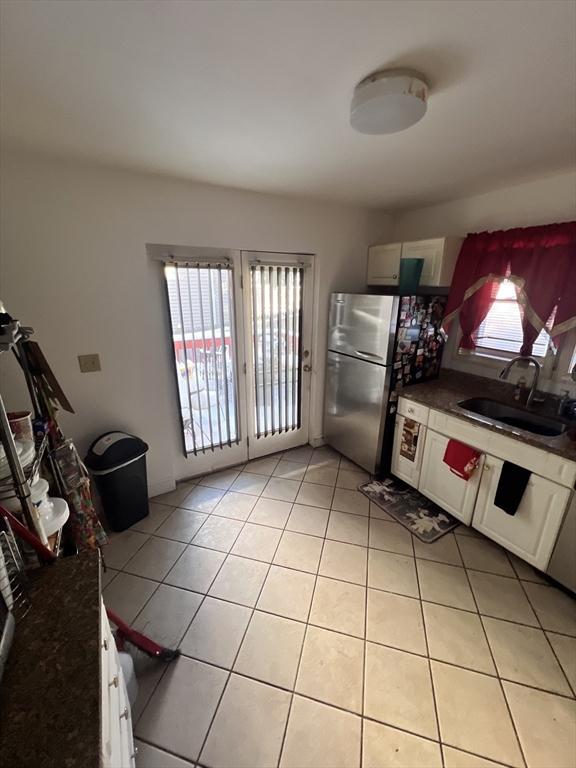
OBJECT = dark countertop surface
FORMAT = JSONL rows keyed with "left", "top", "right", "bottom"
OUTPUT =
{"left": 0, "top": 551, "right": 101, "bottom": 768}
{"left": 400, "top": 369, "right": 576, "bottom": 462}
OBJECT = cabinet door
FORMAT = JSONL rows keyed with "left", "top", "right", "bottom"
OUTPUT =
{"left": 473, "top": 456, "right": 570, "bottom": 570}
{"left": 367, "top": 243, "right": 401, "bottom": 285}
{"left": 401, "top": 239, "right": 445, "bottom": 286}
{"left": 418, "top": 429, "right": 484, "bottom": 524}
{"left": 100, "top": 602, "right": 112, "bottom": 767}
{"left": 391, "top": 415, "right": 425, "bottom": 489}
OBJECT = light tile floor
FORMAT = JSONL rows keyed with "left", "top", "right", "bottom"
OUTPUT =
{"left": 101, "top": 445, "right": 576, "bottom": 768}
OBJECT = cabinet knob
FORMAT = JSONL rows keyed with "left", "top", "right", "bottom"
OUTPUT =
{"left": 407, "top": 407, "right": 414, "bottom": 414}
{"left": 102, "top": 639, "right": 108, "bottom": 651}
{"left": 393, "top": 274, "right": 398, "bottom": 279}
{"left": 109, "top": 675, "right": 119, "bottom": 688}
{"left": 120, "top": 707, "right": 129, "bottom": 720}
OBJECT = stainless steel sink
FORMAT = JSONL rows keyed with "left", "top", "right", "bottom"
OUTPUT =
{"left": 458, "top": 398, "right": 567, "bottom": 437}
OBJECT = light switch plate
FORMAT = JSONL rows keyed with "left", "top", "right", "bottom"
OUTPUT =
{"left": 78, "top": 354, "right": 101, "bottom": 373}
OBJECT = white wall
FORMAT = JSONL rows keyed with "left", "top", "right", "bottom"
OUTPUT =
{"left": 0, "top": 149, "right": 392, "bottom": 493}
{"left": 392, "top": 170, "right": 576, "bottom": 241}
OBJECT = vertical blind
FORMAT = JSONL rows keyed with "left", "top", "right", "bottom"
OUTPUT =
{"left": 250, "top": 264, "right": 303, "bottom": 438}
{"left": 475, "top": 279, "right": 550, "bottom": 357}
{"left": 165, "top": 262, "right": 239, "bottom": 454}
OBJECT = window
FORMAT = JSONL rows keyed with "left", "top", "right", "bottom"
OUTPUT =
{"left": 164, "top": 263, "right": 239, "bottom": 455}
{"left": 473, "top": 279, "right": 551, "bottom": 358}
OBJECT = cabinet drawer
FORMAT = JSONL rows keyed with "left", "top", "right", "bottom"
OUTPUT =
{"left": 473, "top": 456, "right": 571, "bottom": 570}
{"left": 398, "top": 397, "right": 429, "bottom": 425}
{"left": 391, "top": 415, "right": 425, "bottom": 489}
{"left": 427, "top": 409, "right": 576, "bottom": 488}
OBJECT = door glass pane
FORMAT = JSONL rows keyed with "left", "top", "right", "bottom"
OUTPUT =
{"left": 250, "top": 265, "right": 303, "bottom": 437}
{"left": 165, "top": 264, "right": 239, "bottom": 454}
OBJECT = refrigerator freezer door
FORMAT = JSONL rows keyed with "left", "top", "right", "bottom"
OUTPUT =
{"left": 328, "top": 294, "right": 399, "bottom": 364}
{"left": 324, "top": 351, "right": 391, "bottom": 474}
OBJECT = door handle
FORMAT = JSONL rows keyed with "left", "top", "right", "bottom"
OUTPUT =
{"left": 355, "top": 350, "right": 384, "bottom": 360}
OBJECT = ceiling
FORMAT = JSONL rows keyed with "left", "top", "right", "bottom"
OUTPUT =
{"left": 1, "top": 0, "right": 575, "bottom": 209}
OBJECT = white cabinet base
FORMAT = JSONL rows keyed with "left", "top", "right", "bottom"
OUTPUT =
{"left": 418, "top": 428, "right": 484, "bottom": 525}
{"left": 391, "top": 399, "right": 573, "bottom": 572}
{"left": 473, "top": 456, "right": 571, "bottom": 571}
{"left": 101, "top": 600, "right": 136, "bottom": 768}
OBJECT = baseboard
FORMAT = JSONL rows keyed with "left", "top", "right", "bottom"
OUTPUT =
{"left": 148, "top": 476, "right": 176, "bottom": 498}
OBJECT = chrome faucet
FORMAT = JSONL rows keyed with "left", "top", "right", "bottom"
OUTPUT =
{"left": 499, "top": 356, "right": 542, "bottom": 408}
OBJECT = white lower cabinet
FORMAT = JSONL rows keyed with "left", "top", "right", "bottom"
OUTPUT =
{"left": 101, "top": 600, "right": 136, "bottom": 768}
{"left": 473, "top": 455, "right": 571, "bottom": 571}
{"left": 418, "top": 428, "right": 484, "bottom": 525}
{"left": 393, "top": 397, "right": 574, "bottom": 571}
{"left": 391, "top": 414, "right": 426, "bottom": 488}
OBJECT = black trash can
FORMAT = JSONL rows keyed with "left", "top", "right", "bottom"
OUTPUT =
{"left": 85, "top": 431, "right": 149, "bottom": 532}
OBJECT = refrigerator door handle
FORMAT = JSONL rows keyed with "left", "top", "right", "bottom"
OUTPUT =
{"left": 355, "top": 350, "right": 384, "bottom": 360}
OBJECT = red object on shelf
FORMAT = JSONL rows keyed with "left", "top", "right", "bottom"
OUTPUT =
{"left": 443, "top": 439, "right": 481, "bottom": 481}
{"left": 0, "top": 505, "right": 56, "bottom": 563}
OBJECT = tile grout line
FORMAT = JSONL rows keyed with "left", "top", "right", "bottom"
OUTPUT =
{"left": 452, "top": 534, "right": 529, "bottom": 768}
{"left": 134, "top": 663, "right": 522, "bottom": 768}
{"left": 110, "top": 535, "right": 576, "bottom": 658}
{"left": 515, "top": 572, "right": 576, "bottom": 698}
{"left": 129, "top": 467, "right": 265, "bottom": 731}
{"left": 106, "top": 448, "right": 340, "bottom": 741}
{"left": 112, "top": 450, "right": 576, "bottom": 767}
{"left": 196, "top": 447, "right": 319, "bottom": 767}
{"left": 275, "top": 453, "right": 339, "bottom": 768}
{"left": 411, "top": 526, "right": 445, "bottom": 768}
{"left": 129, "top": 511, "right": 242, "bottom": 730}
{"left": 359, "top": 488, "right": 372, "bottom": 768}
{"left": 112, "top": 522, "right": 576, "bottom": 679}
{"left": 174, "top": 613, "right": 576, "bottom": 702}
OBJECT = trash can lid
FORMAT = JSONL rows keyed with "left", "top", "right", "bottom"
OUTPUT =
{"left": 85, "top": 431, "right": 148, "bottom": 472}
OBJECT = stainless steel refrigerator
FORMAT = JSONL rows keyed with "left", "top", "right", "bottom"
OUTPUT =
{"left": 324, "top": 292, "right": 447, "bottom": 475}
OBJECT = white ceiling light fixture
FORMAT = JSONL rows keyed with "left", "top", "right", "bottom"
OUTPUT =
{"left": 350, "top": 69, "right": 429, "bottom": 135}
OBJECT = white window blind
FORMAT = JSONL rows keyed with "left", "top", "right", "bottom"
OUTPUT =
{"left": 474, "top": 279, "right": 550, "bottom": 357}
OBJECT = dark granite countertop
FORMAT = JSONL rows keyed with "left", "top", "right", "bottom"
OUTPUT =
{"left": 0, "top": 551, "right": 101, "bottom": 768}
{"left": 400, "top": 370, "right": 576, "bottom": 463}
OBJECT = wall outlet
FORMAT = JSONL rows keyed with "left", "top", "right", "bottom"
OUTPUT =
{"left": 78, "top": 353, "right": 101, "bottom": 373}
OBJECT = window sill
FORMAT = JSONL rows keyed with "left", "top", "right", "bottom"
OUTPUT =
{"left": 457, "top": 349, "right": 546, "bottom": 364}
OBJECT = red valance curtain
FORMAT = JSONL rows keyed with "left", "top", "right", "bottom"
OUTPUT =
{"left": 443, "top": 222, "right": 576, "bottom": 354}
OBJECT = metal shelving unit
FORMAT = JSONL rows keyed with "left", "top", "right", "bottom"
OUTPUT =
{"left": 0, "top": 313, "right": 58, "bottom": 549}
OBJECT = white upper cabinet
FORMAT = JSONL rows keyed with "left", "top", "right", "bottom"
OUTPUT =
{"left": 367, "top": 237, "right": 464, "bottom": 288}
{"left": 401, "top": 237, "right": 463, "bottom": 287}
{"left": 366, "top": 242, "right": 402, "bottom": 285}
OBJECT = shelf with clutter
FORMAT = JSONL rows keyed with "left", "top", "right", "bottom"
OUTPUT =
{"left": 0, "top": 304, "right": 107, "bottom": 574}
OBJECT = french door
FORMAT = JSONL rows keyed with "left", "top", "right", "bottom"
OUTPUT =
{"left": 161, "top": 248, "right": 313, "bottom": 473}
{"left": 242, "top": 251, "right": 313, "bottom": 458}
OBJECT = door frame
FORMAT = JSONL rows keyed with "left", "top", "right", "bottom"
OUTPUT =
{"left": 241, "top": 251, "right": 315, "bottom": 459}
